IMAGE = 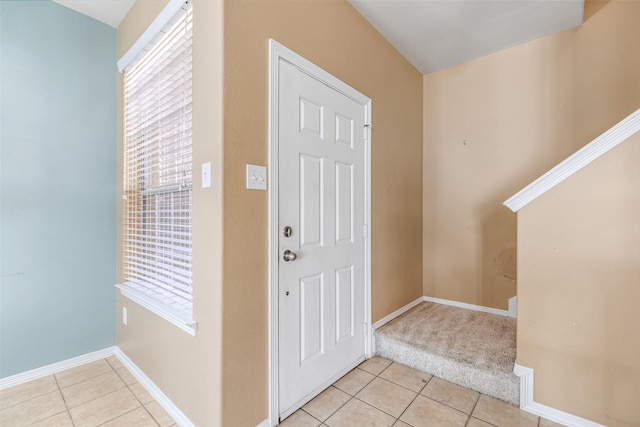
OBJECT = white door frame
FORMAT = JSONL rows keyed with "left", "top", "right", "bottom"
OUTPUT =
{"left": 268, "top": 39, "right": 372, "bottom": 426}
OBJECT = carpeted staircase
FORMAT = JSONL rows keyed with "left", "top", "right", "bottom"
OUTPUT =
{"left": 374, "top": 302, "right": 520, "bottom": 405}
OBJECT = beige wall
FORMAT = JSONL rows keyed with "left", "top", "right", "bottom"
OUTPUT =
{"left": 118, "top": 0, "right": 422, "bottom": 425}
{"left": 222, "top": 1, "right": 423, "bottom": 424}
{"left": 423, "top": 0, "right": 640, "bottom": 310}
{"left": 116, "top": 0, "right": 224, "bottom": 425}
{"left": 517, "top": 132, "right": 640, "bottom": 426}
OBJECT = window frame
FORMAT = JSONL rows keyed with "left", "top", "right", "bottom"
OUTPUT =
{"left": 116, "top": 0, "right": 196, "bottom": 336}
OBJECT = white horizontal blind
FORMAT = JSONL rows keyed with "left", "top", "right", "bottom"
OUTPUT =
{"left": 122, "top": 2, "right": 193, "bottom": 316}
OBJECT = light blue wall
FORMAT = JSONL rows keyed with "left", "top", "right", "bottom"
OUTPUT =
{"left": 0, "top": 0, "right": 116, "bottom": 378}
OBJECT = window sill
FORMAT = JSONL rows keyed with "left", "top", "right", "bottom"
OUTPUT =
{"left": 116, "top": 284, "right": 197, "bottom": 336}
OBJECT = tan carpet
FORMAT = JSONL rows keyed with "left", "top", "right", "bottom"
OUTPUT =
{"left": 375, "top": 302, "right": 519, "bottom": 405}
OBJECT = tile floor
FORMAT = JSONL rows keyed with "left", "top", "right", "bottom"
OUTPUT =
{"left": 1, "top": 355, "right": 565, "bottom": 427}
{"left": 282, "top": 356, "right": 565, "bottom": 427}
{"left": 0, "top": 356, "right": 176, "bottom": 426}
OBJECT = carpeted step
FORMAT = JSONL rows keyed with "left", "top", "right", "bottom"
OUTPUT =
{"left": 374, "top": 302, "right": 520, "bottom": 405}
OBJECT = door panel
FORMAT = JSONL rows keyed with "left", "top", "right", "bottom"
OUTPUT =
{"left": 335, "top": 266, "right": 354, "bottom": 343}
{"left": 300, "top": 273, "right": 324, "bottom": 363}
{"left": 278, "top": 59, "right": 366, "bottom": 417}
{"left": 299, "top": 154, "right": 323, "bottom": 248}
{"left": 335, "top": 162, "right": 353, "bottom": 244}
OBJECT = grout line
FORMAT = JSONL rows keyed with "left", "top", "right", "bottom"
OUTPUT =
{"left": 0, "top": 377, "right": 59, "bottom": 411}
{"left": 115, "top": 362, "right": 165, "bottom": 426}
{"left": 422, "top": 390, "right": 479, "bottom": 417}
{"left": 319, "top": 386, "right": 353, "bottom": 423}
{"left": 351, "top": 361, "right": 413, "bottom": 422}
{"left": 379, "top": 366, "right": 433, "bottom": 394}
{"left": 98, "top": 359, "right": 163, "bottom": 427}
{"left": 95, "top": 406, "right": 152, "bottom": 426}
{"left": 393, "top": 393, "right": 420, "bottom": 424}
{"left": 53, "top": 372, "right": 76, "bottom": 427}
{"left": 374, "top": 359, "right": 411, "bottom": 423}
{"left": 464, "top": 392, "right": 483, "bottom": 427}
{"left": 352, "top": 395, "right": 402, "bottom": 421}
{"left": 56, "top": 360, "right": 115, "bottom": 389}
{"left": 301, "top": 408, "right": 323, "bottom": 424}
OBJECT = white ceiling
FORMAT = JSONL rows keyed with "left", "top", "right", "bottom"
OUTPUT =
{"left": 53, "top": 0, "right": 584, "bottom": 74}
{"left": 348, "top": 0, "right": 584, "bottom": 74}
{"left": 52, "top": 0, "right": 134, "bottom": 28}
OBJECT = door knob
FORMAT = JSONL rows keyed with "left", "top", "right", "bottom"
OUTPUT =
{"left": 283, "top": 250, "right": 297, "bottom": 262}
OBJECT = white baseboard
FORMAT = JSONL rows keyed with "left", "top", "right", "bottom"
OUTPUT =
{"left": 256, "top": 419, "right": 271, "bottom": 427}
{"left": 514, "top": 363, "right": 606, "bottom": 427}
{"left": 514, "top": 363, "right": 535, "bottom": 408}
{"left": 0, "top": 347, "right": 116, "bottom": 390}
{"left": 508, "top": 296, "right": 517, "bottom": 318}
{"left": 372, "top": 297, "right": 423, "bottom": 330}
{"left": 372, "top": 296, "right": 511, "bottom": 333}
{"left": 114, "top": 348, "right": 195, "bottom": 427}
{"left": 422, "top": 296, "right": 509, "bottom": 317}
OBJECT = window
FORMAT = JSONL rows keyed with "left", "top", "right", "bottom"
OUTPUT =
{"left": 117, "top": 0, "right": 194, "bottom": 334}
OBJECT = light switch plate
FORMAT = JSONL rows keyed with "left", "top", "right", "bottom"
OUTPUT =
{"left": 246, "top": 164, "right": 267, "bottom": 190}
{"left": 201, "top": 162, "right": 212, "bottom": 188}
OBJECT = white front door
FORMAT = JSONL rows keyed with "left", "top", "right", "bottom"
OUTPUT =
{"left": 277, "top": 58, "right": 368, "bottom": 418}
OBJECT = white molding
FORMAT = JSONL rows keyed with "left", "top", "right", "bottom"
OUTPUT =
{"left": 504, "top": 107, "right": 640, "bottom": 212}
{"left": 508, "top": 296, "right": 517, "bottom": 318}
{"left": 117, "top": 0, "right": 188, "bottom": 71}
{"left": 372, "top": 297, "right": 424, "bottom": 330}
{"left": 514, "top": 363, "right": 607, "bottom": 427}
{"left": 268, "top": 39, "right": 281, "bottom": 427}
{"left": 256, "top": 419, "right": 271, "bottom": 427}
{"left": 373, "top": 296, "right": 511, "bottom": 332}
{"left": 0, "top": 347, "right": 116, "bottom": 390}
{"left": 422, "top": 296, "right": 509, "bottom": 317}
{"left": 514, "top": 363, "right": 534, "bottom": 408}
{"left": 268, "top": 39, "right": 372, "bottom": 427}
{"left": 116, "top": 285, "right": 197, "bottom": 336}
{"left": 527, "top": 402, "right": 607, "bottom": 427}
{"left": 114, "top": 348, "right": 195, "bottom": 427}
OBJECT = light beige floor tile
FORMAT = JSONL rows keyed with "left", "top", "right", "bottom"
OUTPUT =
{"left": 359, "top": 356, "right": 392, "bottom": 376}
{"left": 420, "top": 377, "right": 479, "bottom": 414}
{"left": 55, "top": 360, "right": 113, "bottom": 388}
{"left": 379, "top": 363, "right": 432, "bottom": 392}
{"left": 472, "top": 395, "right": 538, "bottom": 427}
{"left": 61, "top": 370, "right": 127, "bottom": 408}
{"left": 393, "top": 421, "right": 412, "bottom": 427}
{"left": 540, "top": 418, "right": 566, "bottom": 427}
{"left": 116, "top": 367, "right": 138, "bottom": 385}
{"left": 130, "top": 383, "right": 155, "bottom": 404}
{"left": 302, "top": 386, "right": 351, "bottom": 421}
{"left": 101, "top": 406, "right": 159, "bottom": 426}
{"left": 333, "top": 368, "right": 375, "bottom": 395}
{"left": 400, "top": 395, "right": 468, "bottom": 427}
{"left": 32, "top": 410, "right": 74, "bottom": 426}
{"left": 145, "top": 401, "right": 175, "bottom": 427}
{"left": 0, "top": 390, "right": 66, "bottom": 425}
{"left": 106, "top": 355, "right": 125, "bottom": 371}
{"left": 69, "top": 387, "right": 140, "bottom": 426}
{"left": 280, "top": 409, "right": 321, "bottom": 426}
{"left": 325, "top": 398, "right": 395, "bottom": 427}
{"left": 356, "top": 377, "right": 416, "bottom": 418}
{"left": 0, "top": 375, "right": 58, "bottom": 410}
{"left": 466, "top": 417, "right": 495, "bottom": 427}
